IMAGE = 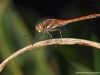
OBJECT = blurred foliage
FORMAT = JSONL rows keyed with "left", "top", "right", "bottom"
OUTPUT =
{"left": 0, "top": 0, "right": 100, "bottom": 75}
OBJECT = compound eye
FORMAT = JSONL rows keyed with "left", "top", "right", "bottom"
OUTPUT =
{"left": 35, "top": 23, "right": 43, "bottom": 32}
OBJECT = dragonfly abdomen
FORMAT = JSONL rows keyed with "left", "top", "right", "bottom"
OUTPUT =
{"left": 58, "top": 14, "right": 100, "bottom": 26}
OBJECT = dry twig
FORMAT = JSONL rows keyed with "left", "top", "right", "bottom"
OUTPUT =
{"left": 0, "top": 38, "right": 100, "bottom": 72}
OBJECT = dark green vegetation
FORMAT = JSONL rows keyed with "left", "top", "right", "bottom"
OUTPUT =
{"left": 0, "top": 0, "right": 100, "bottom": 75}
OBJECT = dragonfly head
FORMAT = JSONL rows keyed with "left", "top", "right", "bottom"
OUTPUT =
{"left": 35, "top": 23, "right": 43, "bottom": 32}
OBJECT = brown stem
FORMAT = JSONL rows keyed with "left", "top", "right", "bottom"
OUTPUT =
{"left": 0, "top": 38, "right": 100, "bottom": 72}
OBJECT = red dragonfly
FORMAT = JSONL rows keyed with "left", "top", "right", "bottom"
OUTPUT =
{"left": 33, "top": 14, "right": 100, "bottom": 44}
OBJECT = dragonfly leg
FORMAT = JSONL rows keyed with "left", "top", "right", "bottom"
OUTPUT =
{"left": 50, "top": 29, "right": 62, "bottom": 44}
{"left": 58, "top": 29, "right": 62, "bottom": 38}
{"left": 32, "top": 31, "right": 45, "bottom": 45}
{"left": 50, "top": 29, "right": 62, "bottom": 38}
{"left": 47, "top": 31, "right": 52, "bottom": 39}
{"left": 55, "top": 29, "right": 62, "bottom": 44}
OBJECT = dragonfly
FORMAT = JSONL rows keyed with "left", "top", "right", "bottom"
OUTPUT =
{"left": 32, "top": 14, "right": 100, "bottom": 45}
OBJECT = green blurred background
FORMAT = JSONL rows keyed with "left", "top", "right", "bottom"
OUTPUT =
{"left": 0, "top": 0, "right": 100, "bottom": 75}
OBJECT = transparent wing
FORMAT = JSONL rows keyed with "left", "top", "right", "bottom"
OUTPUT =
{"left": 45, "top": 26, "right": 66, "bottom": 56}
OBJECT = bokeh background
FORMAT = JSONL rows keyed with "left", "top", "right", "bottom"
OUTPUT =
{"left": 0, "top": 0, "right": 100, "bottom": 75}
